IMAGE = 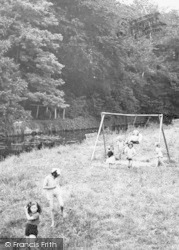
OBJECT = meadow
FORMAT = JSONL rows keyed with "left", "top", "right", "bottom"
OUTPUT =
{"left": 0, "top": 123, "right": 179, "bottom": 250}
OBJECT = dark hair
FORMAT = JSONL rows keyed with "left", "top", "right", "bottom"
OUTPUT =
{"left": 51, "top": 171, "right": 58, "bottom": 178}
{"left": 27, "top": 201, "right": 42, "bottom": 214}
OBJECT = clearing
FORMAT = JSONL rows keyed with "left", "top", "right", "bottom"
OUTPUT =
{"left": 0, "top": 123, "right": 179, "bottom": 249}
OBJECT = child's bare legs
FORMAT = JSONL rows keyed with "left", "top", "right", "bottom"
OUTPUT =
{"left": 160, "top": 157, "right": 165, "bottom": 166}
{"left": 117, "top": 146, "right": 121, "bottom": 159}
{"left": 49, "top": 198, "right": 55, "bottom": 227}
{"left": 47, "top": 189, "right": 64, "bottom": 226}
{"left": 157, "top": 157, "right": 165, "bottom": 167}
{"left": 156, "top": 157, "right": 160, "bottom": 167}
{"left": 57, "top": 193, "right": 64, "bottom": 218}
{"left": 46, "top": 191, "right": 55, "bottom": 227}
{"left": 128, "top": 159, "right": 133, "bottom": 168}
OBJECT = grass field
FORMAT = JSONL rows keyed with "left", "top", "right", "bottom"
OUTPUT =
{"left": 0, "top": 123, "right": 179, "bottom": 249}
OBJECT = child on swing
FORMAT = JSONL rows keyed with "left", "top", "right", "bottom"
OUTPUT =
{"left": 155, "top": 143, "right": 165, "bottom": 167}
{"left": 124, "top": 142, "right": 136, "bottom": 168}
{"left": 106, "top": 145, "right": 115, "bottom": 165}
{"left": 127, "top": 130, "right": 143, "bottom": 144}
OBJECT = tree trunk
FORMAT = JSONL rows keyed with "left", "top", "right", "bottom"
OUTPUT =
{"left": 36, "top": 105, "right": 39, "bottom": 118}
{"left": 54, "top": 108, "right": 57, "bottom": 119}
{"left": 63, "top": 109, "right": 66, "bottom": 120}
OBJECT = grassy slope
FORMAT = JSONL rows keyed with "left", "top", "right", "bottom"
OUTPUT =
{"left": 0, "top": 124, "right": 179, "bottom": 249}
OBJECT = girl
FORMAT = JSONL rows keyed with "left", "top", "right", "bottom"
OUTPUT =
{"left": 106, "top": 145, "right": 115, "bottom": 166}
{"left": 124, "top": 142, "right": 136, "bottom": 168}
{"left": 24, "top": 201, "right": 42, "bottom": 239}
{"left": 116, "top": 136, "right": 125, "bottom": 159}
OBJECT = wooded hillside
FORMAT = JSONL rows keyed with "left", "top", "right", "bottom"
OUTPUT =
{"left": 0, "top": 0, "right": 179, "bottom": 131}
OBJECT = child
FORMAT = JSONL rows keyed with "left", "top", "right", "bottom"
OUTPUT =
{"left": 24, "top": 201, "right": 42, "bottom": 238}
{"left": 106, "top": 145, "right": 115, "bottom": 165}
{"left": 155, "top": 143, "right": 164, "bottom": 167}
{"left": 107, "top": 145, "right": 114, "bottom": 158}
{"left": 128, "top": 130, "right": 143, "bottom": 144}
{"left": 124, "top": 142, "right": 136, "bottom": 168}
{"left": 43, "top": 168, "right": 64, "bottom": 227}
{"left": 116, "top": 136, "right": 125, "bottom": 159}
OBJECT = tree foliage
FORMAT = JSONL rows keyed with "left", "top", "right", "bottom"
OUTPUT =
{"left": 53, "top": 0, "right": 179, "bottom": 118}
{"left": 0, "top": 0, "right": 66, "bottom": 130}
{"left": 0, "top": 0, "right": 179, "bottom": 131}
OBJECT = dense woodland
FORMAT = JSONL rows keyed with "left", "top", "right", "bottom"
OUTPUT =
{"left": 0, "top": 0, "right": 179, "bottom": 131}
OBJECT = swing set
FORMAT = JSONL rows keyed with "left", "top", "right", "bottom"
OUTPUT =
{"left": 91, "top": 112, "right": 171, "bottom": 162}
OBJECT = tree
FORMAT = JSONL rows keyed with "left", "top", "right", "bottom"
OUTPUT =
{"left": 54, "top": 0, "right": 178, "bottom": 118}
{"left": 52, "top": 0, "right": 143, "bottom": 115}
{"left": 0, "top": 56, "right": 30, "bottom": 134}
{"left": 0, "top": 0, "right": 67, "bottom": 129}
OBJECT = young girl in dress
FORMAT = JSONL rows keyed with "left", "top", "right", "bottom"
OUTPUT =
{"left": 124, "top": 142, "right": 136, "bottom": 168}
{"left": 24, "top": 201, "right": 42, "bottom": 239}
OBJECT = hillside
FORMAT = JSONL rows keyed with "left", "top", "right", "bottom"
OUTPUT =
{"left": 0, "top": 123, "right": 179, "bottom": 249}
{"left": 1, "top": 0, "right": 179, "bottom": 134}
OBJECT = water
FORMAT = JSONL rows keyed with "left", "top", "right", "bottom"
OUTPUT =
{"left": 0, "top": 128, "right": 99, "bottom": 160}
{"left": 0, "top": 118, "right": 150, "bottom": 160}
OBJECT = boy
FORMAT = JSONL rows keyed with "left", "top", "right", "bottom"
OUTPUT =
{"left": 43, "top": 168, "right": 64, "bottom": 227}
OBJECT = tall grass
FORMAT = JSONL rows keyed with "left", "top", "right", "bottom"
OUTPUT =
{"left": 0, "top": 124, "right": 179, "bottom": 249}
